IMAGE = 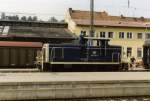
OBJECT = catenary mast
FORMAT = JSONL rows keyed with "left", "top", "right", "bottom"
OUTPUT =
{"left": 88, "top": 0, "right": 94, "bottom": 46}
{"left": 90, "top": 0, "right": 94, "bottom": 35}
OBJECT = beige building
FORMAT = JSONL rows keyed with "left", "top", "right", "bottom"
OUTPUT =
{"left": 65, "top": 8, "right": 150, "bottom": 63}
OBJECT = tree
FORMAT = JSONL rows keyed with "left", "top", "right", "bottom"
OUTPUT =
{"left": 1, "top": 12, "right": 6, "bottom": 20}
{"left": 14, "top": 15, "right": 19, "bottom": 21}
{"left": 32, "top": 16, "right": 38, "bottom": 21}
{"left": 60, "top": 19, "right": 65, "bottom": 23}
{"left": 21, "top": 16, "right": 27, "bottom": 21}
{"left": 10, "top": 15, "right": 19, "bottom": 21}
{"left": 48, "top": 17, "right": 58, "bottom": 23}
{"left": 28, "top": 16, "right": 33, "bottom": 21}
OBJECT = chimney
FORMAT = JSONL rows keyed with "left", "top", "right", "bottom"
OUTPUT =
{"left": 120, "top": 14, "right": 125, "bottom": 19}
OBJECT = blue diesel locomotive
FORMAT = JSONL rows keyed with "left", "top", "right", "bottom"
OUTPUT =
{"left": 37, "top": 36, "right": 122, "bottom": 72}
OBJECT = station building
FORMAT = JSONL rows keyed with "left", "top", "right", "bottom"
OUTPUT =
{"left": 65, "top": 8, "right": 150, "bottom": 63}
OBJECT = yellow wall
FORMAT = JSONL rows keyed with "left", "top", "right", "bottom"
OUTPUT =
{"left": 65, "top": 15, "right": 150, "bottom": 62}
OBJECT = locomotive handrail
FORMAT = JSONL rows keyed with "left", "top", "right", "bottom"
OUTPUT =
{"left": 50, "top": 47, "right": 65, "bottom": 63}
{"left": 50, "top": 47, "right": 55, "bottom": 63}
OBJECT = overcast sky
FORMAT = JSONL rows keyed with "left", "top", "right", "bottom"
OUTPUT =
{"left": 0, "top": 0, "right": 150, "bottom": 20}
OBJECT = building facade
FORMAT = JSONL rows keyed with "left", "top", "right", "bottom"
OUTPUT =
{"left": 65, "top": 8, "right": 150, "bottom": 63}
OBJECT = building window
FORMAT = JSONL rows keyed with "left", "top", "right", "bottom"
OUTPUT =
{"left": 127, "top": 47, "right": 132, "bottom": 57}
{"left": 146, "top": 33, "right": 150, "bottom": 39}
{"left": 108, "top": 32, "right": 114, "bottom": 38}
{"left": 119, "top": 32, "right": 124, "bottom": 38}
{"left": 127, "top": 32, "right": 132, "bottom": 39}
{"left": 100, "top": 32, "right": 105, "bottom": 38}
{"left": 137, "top": 33, "right": 143, "bottom": 39}
{"left": 137, "top": 48, "right": 142, "bottom": 58}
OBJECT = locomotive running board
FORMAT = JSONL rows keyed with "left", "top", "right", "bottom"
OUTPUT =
{"left": 50, "top": 62, "right": 120, "bottom": 65}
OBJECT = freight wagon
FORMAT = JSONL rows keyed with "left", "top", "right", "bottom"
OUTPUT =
{"left": 0, "top": 41, "right": 42, "bottom": 68}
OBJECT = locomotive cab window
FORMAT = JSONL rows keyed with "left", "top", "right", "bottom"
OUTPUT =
{"left": 81, "top": 30, "right": 86, "bottom": 36}
{"left": 97, "top": 40, "right": 101, "bottom": 46}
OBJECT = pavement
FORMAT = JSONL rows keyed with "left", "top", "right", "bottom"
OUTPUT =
{"left": 0, "top": 68, "right": 39, "bottom": 72}
{"left": 0, "top": 72, "right": 149, "bottom": 83}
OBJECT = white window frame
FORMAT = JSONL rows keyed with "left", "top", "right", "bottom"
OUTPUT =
{"left": 127, "top": 32, "right": 132, "bottom": 39}
{"left": 100, "top": 31, "right": 106, "bottom": 38}
{"left": 127, "top": 47, "right": 132, "bottom": 58}
{"left": 146, "top": 33, "right": 150, "bottom": 39}
{"left": 119, "top": 32, "right": 125, "bottom": 39}
{"left": 108, "top": 32, "right": 114, "bottom": 38}
{"left": 137, "top": 48, "right": 142, "bottom": 58}
{"left": 137, "top": 33, "right": 143, "bottom": 39}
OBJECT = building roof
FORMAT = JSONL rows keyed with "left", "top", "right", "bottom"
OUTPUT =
{"left": 8, "top": 26, "right": 74, "bottom": 39}
{"left": 69, "top": 8, "right": 150, "bottom": 28}
{"left": 0, "top": 21, "right": 77, "bottom": 42}
{"left": 0, "top": 20, "right": 68, "bottom": 28}
{"left": 0, "top": 41, "right": 42, "bottom": 48}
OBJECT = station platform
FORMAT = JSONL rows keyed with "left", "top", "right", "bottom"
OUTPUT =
{"left": 0, "top": 68, "right": 39, "bottom": 72}
{"left": 0, "top": 72, "right": 150, "bottom": 100}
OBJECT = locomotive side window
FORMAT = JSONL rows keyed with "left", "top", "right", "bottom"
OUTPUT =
{"left": 127, "top": 47, "right": 132, "bottom": 57}
{"left": 97, "top": 40, "right": 101, "bottom": 46}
